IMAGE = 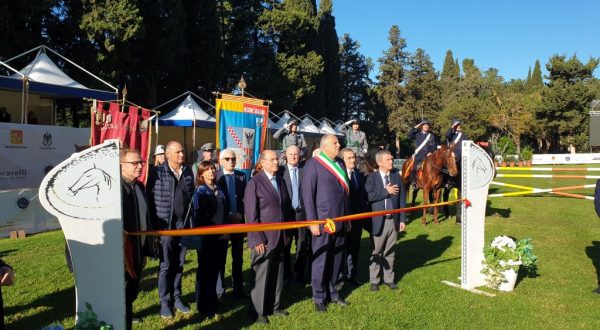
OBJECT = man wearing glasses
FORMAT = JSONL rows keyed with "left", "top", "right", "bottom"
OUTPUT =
{"left": 120, "top": 148, "right": 152, "bottom": 328}
{"left": 146, "top": 141, "right": 195, "bottom": 319}
{"left": 216, "top": 149, "right": 247, "bottom": 298}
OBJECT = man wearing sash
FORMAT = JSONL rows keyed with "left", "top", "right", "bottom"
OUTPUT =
{"left": 446, "top": 119, "right": 466, "bottom": 162}
{"left": 301, "top": 134, "right": 350, "bottom": 313}
{"left": 407, "top": 119, "right": 437, "bottom": 189}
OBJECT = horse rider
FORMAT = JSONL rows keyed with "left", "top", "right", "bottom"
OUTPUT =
{"left": 407, "top": 119, "right": 437, "bottom": 189}
{"left": 340, "top": 118, "right": 368, "bottom": 160}
{"left": 445, "top": 119, "right": 467, "bottom": 166}
{"left": 273, "top": 119, "right": 307, "bottom": 161}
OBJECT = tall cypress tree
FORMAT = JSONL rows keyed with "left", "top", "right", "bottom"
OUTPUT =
{"left": 404, "top": 48, "right": 441, "bottom": 128}
{"left": 440, "top": 50, "right": 459, "bottom": 83}
{"left": 317, "top": 0, "right": 341, "bottom": 119}
{"left": 531, "top": 59, "right": 543, "bottom": 88}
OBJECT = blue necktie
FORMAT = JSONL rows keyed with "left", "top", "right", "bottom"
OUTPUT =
{"left": 291, "top": 167, "right": 299, "bottom": 209}
{"left": 226, "top": 174, "right": 237, "bottom": 213}
{"left": 271, "top": 176, "right": 279, "bottom": 196}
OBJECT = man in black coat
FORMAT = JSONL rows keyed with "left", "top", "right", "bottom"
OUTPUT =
{"left": 340, "top": 148, "right": 368, "bottom": 286}
{"left": 365, "top": 150, "right": 406, "bottom": 291}
{"left": 407, "top": 119, "right": 437, "bottom": 189}
{"left": 216, "top": 148, "right": 247, "bottom": 298}
{"left": 120, "top": 148, "right": 152, "bottom": 328}
{"left": 245, "top": 150, "right": 294, "bottom": 324}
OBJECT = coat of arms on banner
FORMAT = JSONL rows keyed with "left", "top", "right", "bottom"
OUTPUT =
{"left": 226, "top": 126, "right": 255, "bottom": 169}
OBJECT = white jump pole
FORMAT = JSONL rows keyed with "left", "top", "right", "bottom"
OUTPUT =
{"left": 443, "top": 140, "right": 496, "bottom": 295}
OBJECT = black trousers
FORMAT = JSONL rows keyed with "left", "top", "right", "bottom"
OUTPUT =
{"left": 196, "top": 236, "right": 227, "bottom": 314}
{"left": 250, "top": 242, "right": 284, "bottom": 317}
{"left": 294, "top": 227, "right": 312, "bottom": 280}
{"left": 217, "top": 233, "right": 244, "bottom": 295}
{"left": 125, "top": 272, "right": 141, "bottom": 330}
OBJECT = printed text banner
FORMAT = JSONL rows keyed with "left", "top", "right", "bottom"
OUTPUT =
{"left": 216, "top": 96, "right": 268, "bottom": 178}
{"left": 0, "top": 123, "right": 88, "bottom": 190}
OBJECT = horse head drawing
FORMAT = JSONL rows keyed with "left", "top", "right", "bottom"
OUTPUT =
{"left": 68, "top": 165, "right": 114, "bottom": 200}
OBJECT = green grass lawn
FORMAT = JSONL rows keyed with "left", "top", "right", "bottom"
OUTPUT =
{"left": 2, "top": 165, "right": 600, "bottom": 329}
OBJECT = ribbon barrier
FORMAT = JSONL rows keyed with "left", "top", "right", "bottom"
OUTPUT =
{"left": 496, "top": 167, "right": 600, "bottom": 172}
{"left": 127, "top": 199, "right": 469, "bottom": 237}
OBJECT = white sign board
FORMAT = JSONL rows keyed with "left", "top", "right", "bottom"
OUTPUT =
{"left": 0, "top": 122, "right": 89, "bottom": 190}
{"left": 532, "top": 153, "right": 600, "bottom": 165}
{"left": 38, "top": 140, "right": 125, "bottom": 329}
{"left": 460, "top": 141, "right": 495, "bottom": 290}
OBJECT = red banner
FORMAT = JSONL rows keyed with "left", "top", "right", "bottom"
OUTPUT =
{"left": 91, "top": 102, "right": 151, "bottom": 182}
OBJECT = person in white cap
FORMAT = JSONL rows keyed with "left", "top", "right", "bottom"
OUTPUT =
{"left": 153, "top": 145, "right": 166, "bottom": 167}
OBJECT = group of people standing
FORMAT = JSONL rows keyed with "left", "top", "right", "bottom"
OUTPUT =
{"left": 119, "top": 117, "right": 467, "bottom": 327}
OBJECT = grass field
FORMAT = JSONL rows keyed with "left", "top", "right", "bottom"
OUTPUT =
{"left": 2, "top": 165, "right": 600, "bottom": 329}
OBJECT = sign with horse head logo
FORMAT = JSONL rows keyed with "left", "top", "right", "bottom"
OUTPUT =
{"left": 38, "top": 139, "right": 125, "bottom": 329}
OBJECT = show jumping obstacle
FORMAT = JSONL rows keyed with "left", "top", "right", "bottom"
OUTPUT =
{"left": 491, "top": 166, "right": 598, "bottom": 200}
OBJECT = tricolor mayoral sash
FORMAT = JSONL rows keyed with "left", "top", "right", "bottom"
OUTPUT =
{"left": 313, "top": 152, "right": 349, "bottom": 195}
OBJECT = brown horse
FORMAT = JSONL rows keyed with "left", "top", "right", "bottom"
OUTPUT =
{"left": 401, "top": 144, "right": 458, "bottom": 224}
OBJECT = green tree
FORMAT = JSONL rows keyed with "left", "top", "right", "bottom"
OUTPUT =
{"left": 440, "top": 50, "right": 460, "bottom": 83}
{"left": 339, "top": 33, "right": 372, "bottom": 121}
{"left": 403, "top": 48, "right": 442, "bottom": 130}
{"left": 376, "top": 25, "right": 408, "bottom": 139}
{"left": 537, "top": 54, "right": 598, "bottom": 152}
{"left": 316, "top": 0, "right": 341, "bottom": 119}
{"left": 531, "top": 59, "right": 543, "bottom": 88}
{"left": 258, "top": 0, "right": 323, "bottom": 115}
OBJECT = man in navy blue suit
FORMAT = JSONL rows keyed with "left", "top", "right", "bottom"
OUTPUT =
{"left": 245, "top": 150, "right": 294, "bottom": 324}
{"left": 301, "top": 134, "right": 350, "bottom": 313}
{"left": 340, "top": 148, "right": 368, "bottom": 286}
{"left": 216, "top": 148, "right": 247, "bottom": 298}
{"left": 365, "top": 150, "right": 406, "bottom": 291}
{"left": 279, "top": 145, "right": 310, "bottom": 284}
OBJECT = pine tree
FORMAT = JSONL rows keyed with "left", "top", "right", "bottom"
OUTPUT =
{"left": 376, "top": 25, "right": 408, "bottom": 145}
{"left": 538, "top": 54, "right": 598, "bottom": 151}
{"left": 258, "top": 0, "right": 323, "bottom": 115}
{"left": 404, "top": 48, "right": 441, "bottom": 127}
{"left": 525, "top": 66, "right": 532, "bottom": 89}
{"left": 339, "top": 33, "right": 372, "bottom": 121}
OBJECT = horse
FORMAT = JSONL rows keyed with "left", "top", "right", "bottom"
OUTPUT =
{"left": 68, "top": 165, "right": 115, "bottom": 201}
{"left": 401, "top": 144, "right": 458, "bottom": 225}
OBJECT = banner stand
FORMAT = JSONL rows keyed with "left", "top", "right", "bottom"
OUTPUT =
{"left": 442, "top": 140, "right": 496, "bottom": 297}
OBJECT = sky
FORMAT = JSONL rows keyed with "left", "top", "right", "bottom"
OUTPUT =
{"left": 333, "top": 0, "right": 600, "bottom": 81}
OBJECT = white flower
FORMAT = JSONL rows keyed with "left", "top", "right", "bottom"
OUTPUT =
{"left": 491, "top": 235, "right": 516, "bottom": 251}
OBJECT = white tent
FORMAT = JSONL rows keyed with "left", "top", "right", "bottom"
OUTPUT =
{"left": 298, "top": 115, "right": 320, "bottom": 134}
{"left": 157, "top": 94, "right": 215, "bottom": 128}
{"left": 11, "top": 52, "right": 88, "bottom": 89}
{"left": 317, "top": 118, "right": 342, "bottom": 136}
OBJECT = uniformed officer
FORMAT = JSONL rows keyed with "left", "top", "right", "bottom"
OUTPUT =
{"left": 273, "top": 119, "right": 307, "bottom": 160}
{"left": 445, "top": 119, "right": 467, "bottom": 161}
{"left": 340, "top": 119, "right": 368, "bottom": 159}
{"left": 407, "top": 119, "right": 437, "bottom": 189}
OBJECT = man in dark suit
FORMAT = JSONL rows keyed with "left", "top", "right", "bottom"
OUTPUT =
{"left": 340, "top": 148, "right": 368, "bottom": 286}
{"left": 301, "top": 134, "right": 351, "bottom": 313}
{"left": 216, "top": 148, "right": 247, "bottom": 298}
{"left": 245, "top": 150, "right": 294, "bottom": 324}
{"left": 120, "top": 148, "right": 152, "bottom": 328}
{"left": 365, "top": 150, "right": 406, "bottom": 291}
{"left": 279, "top": 145, "right": 310, "bottom": 284}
